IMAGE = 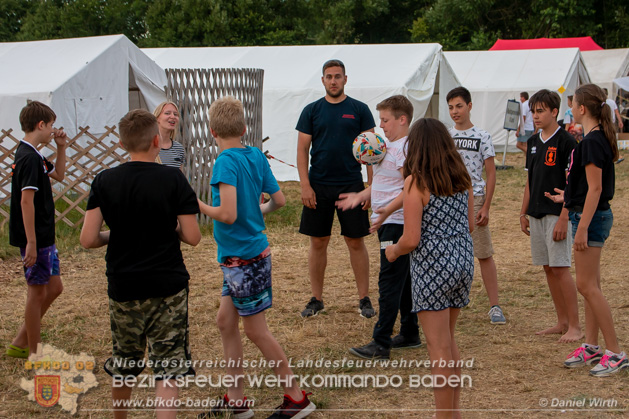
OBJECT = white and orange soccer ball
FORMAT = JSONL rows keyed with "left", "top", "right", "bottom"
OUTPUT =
{"left": 352, "top": 132, "right": 387, "bottom": 165}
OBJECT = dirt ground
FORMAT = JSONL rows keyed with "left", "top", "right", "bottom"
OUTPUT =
{"left": 0, "top": 153, "right": 628, "bottom": 418}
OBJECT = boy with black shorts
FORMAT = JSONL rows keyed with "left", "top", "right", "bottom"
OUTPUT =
{"left": 80, "top": 109, "right": 201, "bottom": 418}
{"left": 519, "top": 89, "right": 582, "bottom": 343}
{"left": 197, "top": 96, "right": 315, "bottom": 419}
{"left": 296, "top": 59, "right": 376, "bottom": 318}
{"left": 337, "top": 95, "right": 421, "bottom": 359}
{"left": 8, "top": 101, "right": 67, "bottom": 359}
{"left": 447, "top": 86, "right": 506, "bottom": 325}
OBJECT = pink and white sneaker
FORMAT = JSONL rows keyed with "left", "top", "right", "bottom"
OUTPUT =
{"left": 589, "top": 350, "right": 628, "bottom": 377}
{"left": 564, "top": 344, "right": 603, "bottom": 368}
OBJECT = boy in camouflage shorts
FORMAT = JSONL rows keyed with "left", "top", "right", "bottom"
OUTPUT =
{"left": 80, "top": 109, "right": 201, "bottom": 418}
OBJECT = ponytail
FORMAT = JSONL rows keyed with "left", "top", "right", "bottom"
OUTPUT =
{"left": 574, "top": 84, "right": 619, "bottom": 161}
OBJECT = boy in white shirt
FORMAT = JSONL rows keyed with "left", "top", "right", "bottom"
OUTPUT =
{"left": 337, "top": 95, "right": 421, "bottom": 359}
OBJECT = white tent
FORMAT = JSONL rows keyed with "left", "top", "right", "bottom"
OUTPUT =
{"left": 582, "top": 49, "right": 629, "bottom": 99}
{"left": 444, "top": 48, "right": 590, "bottom": 151}
{"left": 0, "top": 35, "right": 167, "bottom": 138}
{"left": 144, "top": 44, "right": 459, "bottom": 181}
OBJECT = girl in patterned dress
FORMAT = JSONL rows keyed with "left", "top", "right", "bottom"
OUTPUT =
{"left": 385, "top": 118, "right": 474, "bottom": 418}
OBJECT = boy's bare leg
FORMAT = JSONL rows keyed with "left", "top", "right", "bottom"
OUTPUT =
{"left": 13, "top": 276, "right": 63, "bottom": 351}
{"left": 309, "top": 236, "right": 330, "bottom": 300}
{"left": 155, "top": 379, "right": 178, "bottom": 419}
{"left": 478, "top": 257, "right": 498, "bottom": 307}
{"left": 217, "top": 296, "right": 246, "bottom": 402}
{"left": 344, "top": 236, "right": 369, "bottom": 299}
{"left": 242, "top": 312, "right": 302, "bottom": 401}
{"left": 112, "top": 382, "right": 133, "bottom": 419}
{"left": 551, "top": 266, "right": 583, "bottom": 343}
{"left": 24, "top": 286, "right": 47, "bottom": 355}
{"left": 536, "top": 266, "right": 569, "bottom": 336}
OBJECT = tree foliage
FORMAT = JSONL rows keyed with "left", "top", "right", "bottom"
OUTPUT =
{"left": 1, "top": 0, "right": 627, "bottom": 49}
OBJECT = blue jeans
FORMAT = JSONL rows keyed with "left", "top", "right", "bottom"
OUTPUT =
{"left": 372, "top": 224, "right": 420, "bottom": 348}
{"left": 569, "top": 209, "right": 613, "bottom": 248}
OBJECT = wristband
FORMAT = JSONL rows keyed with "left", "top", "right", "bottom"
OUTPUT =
{"left": 519, "top": 214, "right": 527, "bottom": 218}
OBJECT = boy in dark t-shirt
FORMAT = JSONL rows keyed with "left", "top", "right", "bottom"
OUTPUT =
{"left": 519, "top": 89, "right": 582, "bottom": 343}
{"left": 7, "top": 101, "right": 67, "bottom": 360}
{"left": 80, "top": 109, "right": 201, "bottom": 417}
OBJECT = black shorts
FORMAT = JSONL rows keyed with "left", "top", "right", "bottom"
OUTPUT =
{"left": 299, "top": 182, "right": 370, "bottom": 238}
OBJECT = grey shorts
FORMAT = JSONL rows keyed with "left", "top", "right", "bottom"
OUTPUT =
{"left": 104, "top": 287, "right": 193, "bottom": 378}
{"left": 471, "top": 195, "right": 494, "bottom": 259}
{"left": 529, "top": 215, "right": 572, "bottom": 267}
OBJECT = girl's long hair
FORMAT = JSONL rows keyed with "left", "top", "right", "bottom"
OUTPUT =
{"left": 574, "top": 84, "right": 619, "bottom": 161}
{"left": 153, "top": 101, "right": 180, "bottom": 140}
{"left": 403, "top": 118, "right": 471, "bottom": 196}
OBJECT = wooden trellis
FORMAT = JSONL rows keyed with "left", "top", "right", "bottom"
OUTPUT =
{"left": 166, "top": 68, "right": 264, "bottom": 224}
{"left": 1, "top": 68, "right": 263, "bottom": 228}
{"left": 0, "top": 127, "right": 128, "bottom": 228}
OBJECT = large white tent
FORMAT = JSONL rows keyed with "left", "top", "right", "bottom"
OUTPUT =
{"left": 0, "top": 35, "right": 167, "bottom": 138}
{"left": 444, "top": 48, "right": 590, "bottom": 151}
{"left": 582, "top": 48, "right": 629, "bottom": 98}
{"left": 144, "top": 43, "right": 459, "bottom": 181}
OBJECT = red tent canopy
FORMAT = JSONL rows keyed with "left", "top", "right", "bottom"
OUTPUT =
{"left": 489, "top": 37, "right": 603, "bottom": 51}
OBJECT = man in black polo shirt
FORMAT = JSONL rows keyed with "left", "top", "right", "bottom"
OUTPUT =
{"left": 296, "top": 59, "right": 376, "bottom": 318}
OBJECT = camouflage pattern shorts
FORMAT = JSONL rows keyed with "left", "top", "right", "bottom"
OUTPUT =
{"left": 104, "top": 287, "right": 193, "bottom": 378}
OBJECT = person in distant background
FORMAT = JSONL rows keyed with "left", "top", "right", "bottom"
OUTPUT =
{"left": 516, "top": 92, "right": 534, "bottom": 153}
{"left": 564, "top": 95, "right": 583, "bottom": 142}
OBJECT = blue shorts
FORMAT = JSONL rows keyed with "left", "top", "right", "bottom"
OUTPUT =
{"left": 19, "top": 244, "right": 60, "bottom": 285}
{"left": 569, "top": 209, "right": 613, "bottom": 248}
{"left": 221, "top": 252, "right": 273, "bottom": 316}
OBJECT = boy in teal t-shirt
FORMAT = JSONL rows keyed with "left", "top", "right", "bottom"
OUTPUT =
{"left": 197, "top": 97, "right": 316, "bottom": 419}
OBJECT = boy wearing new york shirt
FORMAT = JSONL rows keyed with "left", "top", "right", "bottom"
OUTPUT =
{"left": 447, "top": 86, "right": 506, "bottom": 325}
{"left": 519, "top": 89, "right": 582, "bottom": 343}
{"left": 337, "top": 95, "right": 421, "bottom": 360}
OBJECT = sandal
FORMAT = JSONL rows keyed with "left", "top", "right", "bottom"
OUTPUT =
{"left": 6, "top": 344, "right": 29, "bottom": 359}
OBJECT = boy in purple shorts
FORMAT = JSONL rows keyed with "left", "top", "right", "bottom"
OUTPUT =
{"left": 197, "top": 97, "right": 315, "bottom": 419}
{"left": 8, "top": 101, "right": 67, "bottom": 359}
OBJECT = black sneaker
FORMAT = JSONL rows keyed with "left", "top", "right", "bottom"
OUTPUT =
{"left": 197, "top": 394, "right": 254, "bottom": 419}
{"left": 300, "top": 297, "right": 324, "bottom": 318}
{"left": 348, "top": 341, "right": 390, "bottom": 360}
{"left": 359, "top": 296, "right": 376, "bottom": 318}
{"left": 391, "top": 334, "right": 422, "bottom": 349}
{"left": 266, "top": 391, "right": 316, "bottom": 418}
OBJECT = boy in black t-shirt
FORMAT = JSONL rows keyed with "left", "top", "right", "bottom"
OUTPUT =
{"left": 80, "top": 109, "right": 201, "bottom": 417}
{"left": 519, "top": 90, "right": 582, "bottom": 343}
{"left": 7, "top": 101, "right": 67, "bottom": 360}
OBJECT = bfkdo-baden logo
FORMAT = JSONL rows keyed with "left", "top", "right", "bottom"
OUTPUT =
{"left": 20, "top": 344, "right": 98, "bottom": 415}
{"left": 34, "top": 375, "right": 61, "bottom": 407}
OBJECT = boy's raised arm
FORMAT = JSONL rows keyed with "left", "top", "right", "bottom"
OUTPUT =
{"left": 48, "top": 129, "right": 67, "bottom": 182}
{"left": 80, "top": 207, "right": 109, "bottom": 248}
